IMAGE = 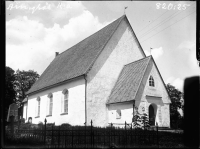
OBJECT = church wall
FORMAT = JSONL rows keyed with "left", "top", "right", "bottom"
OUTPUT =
{"left": 26, "top": 77, "right": 85, "bottom": 126}
{"left": 140, "top": 63, "right": 171, "bottom": 127}
{"left": 23, "top": 102, "right": 27, "bottom": 120}
{"left": 87, "top": 19, "right": 145, "bottom": 127}
{"left": 107, "top": 100, "right": 142, "bottom": 128}
{"left": 108, "top": 102, "right": 133, "bottom": 126}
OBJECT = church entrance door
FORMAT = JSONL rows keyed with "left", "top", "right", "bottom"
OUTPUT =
{"left": 149, "top": 104, "right": 156, "bottom": 126}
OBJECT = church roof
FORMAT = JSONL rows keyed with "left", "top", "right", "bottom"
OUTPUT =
{"left": 27, "top": 15, "right": 126, "bottom": 95}
{"left": 107, "top": 56, "right": 151, "bottom": 104}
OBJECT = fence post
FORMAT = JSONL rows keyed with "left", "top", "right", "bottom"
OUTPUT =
{"left": 58, "top": 126, "right": 60, "bottom": 148}
{"left": 84, "top": 122, "right": 86, "bottom": 148}
{"left": 44, "top": 118, "right": 47, "bottom": 145}
{"left": 110, "top": 123, "right": 113, "bottom": 145}
{"left": 104, "top": 126, "right": 106, "bottom": 146}
{"left": 125, "top": 121, "right": 127, "bottom": 148}
{"left": 156, "top": 122, "right": 159, "bottom": 148}
{"left": 91, "top": 120, "right": 93, "bottom": 148}
{"left": 51, "top": 125, "right": 54, "bottom": 145}
{"left": 72, "top": 126, "right": 73, "bottom": 148}
{"left": 131, "top": 123, "right": 132, "bottom": 146}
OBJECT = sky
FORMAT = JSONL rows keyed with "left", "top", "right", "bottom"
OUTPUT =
{"left": 6, "top": 1, "right": 199, "bottom": 92}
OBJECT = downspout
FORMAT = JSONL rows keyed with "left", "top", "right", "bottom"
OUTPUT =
{"left": 84, "top": 74, "right": 87, "bottom": 126}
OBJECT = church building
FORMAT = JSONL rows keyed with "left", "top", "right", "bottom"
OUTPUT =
{"left": 23, "top": 15, "right": 171, "bottom": 127}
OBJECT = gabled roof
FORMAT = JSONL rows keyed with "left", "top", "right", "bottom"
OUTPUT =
{"left": 27, "top": 15, "right": 126, "bottom": 95}
{"left": 107, "top": 56, "right": 151, "bottom": 104}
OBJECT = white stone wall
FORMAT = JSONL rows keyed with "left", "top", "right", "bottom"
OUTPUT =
{"left": 87, "top": 19, "right": 145, "bottom": 127}
{"left": 107, "top": 100, "right": 150, "bottom": 128}
{"left": 26, "top": 77, "right": 85, "bottom": 126}
{"left": 141, "top": 63, "right": 171, "bottom": 127}
{"left": 23, "top": 102, "right": 27, "bottom": 120}
{"left": 108, "top": 102, "right": 133, "bottom": 126}
{"left": 106, "top": 62, "right": 171, "bottom": 128}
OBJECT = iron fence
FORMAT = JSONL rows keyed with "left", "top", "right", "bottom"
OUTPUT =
{"left": 6, "top": 119, "right": 159, "bottom": 148}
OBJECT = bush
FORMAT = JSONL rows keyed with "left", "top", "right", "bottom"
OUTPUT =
{"left": 60, "top": 123, "right": 71, "bottom": 129}
{"left": 5, "top": 133, "right": 44, "bottom": 146}
{"left": 20, "top": 118, "right": 25, "bottom": 124}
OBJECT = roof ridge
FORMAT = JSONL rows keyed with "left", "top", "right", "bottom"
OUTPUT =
{"left": 57, "top": 15, "right": 126, "bottom": 57}
{"left": 124, "top": 55, "right": 151, "bottom": 67}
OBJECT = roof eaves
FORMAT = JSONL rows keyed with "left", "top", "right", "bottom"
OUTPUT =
{"left": 106, "top": 99, "right": 134, "bottom": 105}
{"left": 26, "top": 74, "right": 85, "bottom": 96}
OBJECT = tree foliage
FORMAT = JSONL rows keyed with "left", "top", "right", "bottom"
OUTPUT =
{"left": 133, "top": 107, "right": 141, "bottom": 129}
{"left": 14, "top": 69, "right": 39, "bottom": 107}
{"left": 133, "top": 107, "right": 150, "bottom": 129}
{"left": 5, "top": 67, "right": 40, "bottom": 120}
{"left": 5, "top": 66, "right": 16, "bottom": 119}
{"left": 166, "top": 84, "right": 184, "bottom": 129}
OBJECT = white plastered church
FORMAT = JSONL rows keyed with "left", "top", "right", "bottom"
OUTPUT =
{"left": 23, "top": 15, "right": 171, "bottom": 128}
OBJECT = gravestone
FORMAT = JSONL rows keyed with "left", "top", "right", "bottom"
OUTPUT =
{"left": 7, "top": 103, "right": 18, "bottom": 122}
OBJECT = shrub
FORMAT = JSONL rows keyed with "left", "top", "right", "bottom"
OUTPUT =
{"left": 61, "top": 123, "right": 71, "bottom": 129}
{"left": 20, "top": 118, "right": 25, "bottom": 124}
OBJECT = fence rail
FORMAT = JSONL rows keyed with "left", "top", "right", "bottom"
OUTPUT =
{"left": 6, "top": 119, "right": 159, "bottom": 148}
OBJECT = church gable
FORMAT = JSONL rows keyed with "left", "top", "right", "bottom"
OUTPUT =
{"left": 86, "top": 16, "right": 146, "bottom": 126}
{"left": 135, "top": 57, "right": 171, "bottom": 104}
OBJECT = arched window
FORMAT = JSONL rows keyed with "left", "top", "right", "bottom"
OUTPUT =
{"left": 35, "top": 97, "right": 40, "bottom": 117}
{"left": 47, "top": 93, "right": 53, "bottom": 116}
{"left": 61, "top": 89, "right": 69, "bottom": 114}
{"left": 116, "top": 109, "right": 121, "bottom": 119}
{"left": 149, "top": 76, "right": 155, "bottom": 87}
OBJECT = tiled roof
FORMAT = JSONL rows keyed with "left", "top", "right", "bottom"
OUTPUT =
{"left": 27, "top": 15, "right": 126, "bottom": 95}
{"left": 107, "top": 56, "right": 151, "bottom": 104}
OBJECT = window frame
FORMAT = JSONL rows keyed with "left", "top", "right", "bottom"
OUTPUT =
{"left": 116, "top": 109, "right": 121, "bottom": 119}
{"left": 47, "top": 93, "right": 53, "bottom": 117}
{"left": 35, "top": 97, "right": 40, "bottom": 118}
{"left": 61, "top": 89, "right": 69, "bottom": 115}
{"left": 149, "top": 76, "right": 155, "bottom": 87}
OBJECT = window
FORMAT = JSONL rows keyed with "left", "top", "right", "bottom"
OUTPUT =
{"left": 35, "top": 97, "right": 40, "bottom": 117}
{"left": 149, "top": 76, "right": 155, "bottom": 87}
{"left": 47, "top": 93, "right": 53, "bottom": 116}
{"left": 61, "top": 89, "right": 68, "bottom": 114}
{"left": 116, "top": 109, "right": 121, "bottom": 119}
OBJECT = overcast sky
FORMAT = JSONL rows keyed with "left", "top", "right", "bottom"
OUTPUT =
{"left": 6, "top": 1, "right": 198, "bottom": 92}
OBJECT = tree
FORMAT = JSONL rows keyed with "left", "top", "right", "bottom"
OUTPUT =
{"left": 166, "top": 84, "right": 184, "bottom": 129}
{"left": 133, "top": 107, "right": 150, "bottom": 129}
{"left": 5, "top": 66, "right": 16, "bottom": 120}
{"left": 140, "top": 112, "right": 150, "bottom": 129}
{"left": 133, "top": 107, "right": 142, "bottom": 129}
{"left": 14, "top": 69, "right": 40, "bottom": 118}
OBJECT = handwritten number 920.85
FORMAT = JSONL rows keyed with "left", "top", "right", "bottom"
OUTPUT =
{"left": 156, "top": 3, "right": 190, "bottom": 10}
